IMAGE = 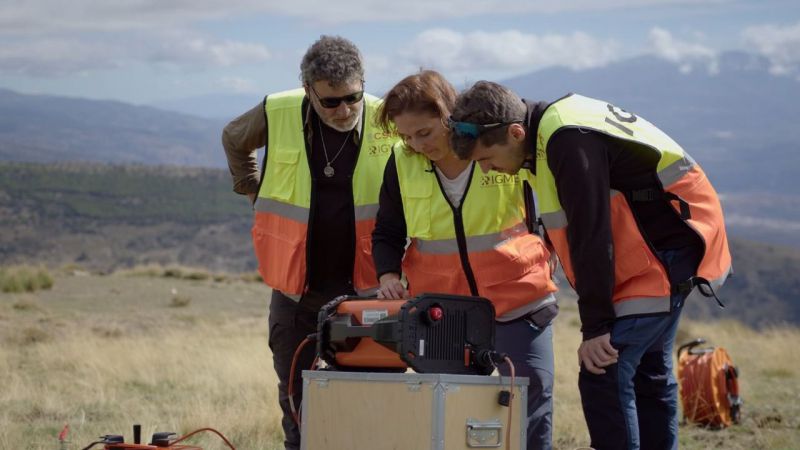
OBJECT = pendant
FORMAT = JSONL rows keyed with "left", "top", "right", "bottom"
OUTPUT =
{"left": 323, "top": 164, "right": 335, "bottom": 177}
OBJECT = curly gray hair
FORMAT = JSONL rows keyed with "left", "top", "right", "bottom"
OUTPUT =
{"left": 300, "top": 35, "right": 364, "bottom": 87}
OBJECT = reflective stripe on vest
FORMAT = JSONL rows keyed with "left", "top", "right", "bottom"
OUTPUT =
{"left": 535, "top": 94, "right": 731, "bottom": 316}
{"left": 251, "top": 88, "right": 394, "bottom": 295}
{"left": 394, "top": 145, "right": 556, "bottom": 316}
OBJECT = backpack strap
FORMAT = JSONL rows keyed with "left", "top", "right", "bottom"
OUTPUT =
{"left": 675, "top": 276, "right": 725, "bottom": 308}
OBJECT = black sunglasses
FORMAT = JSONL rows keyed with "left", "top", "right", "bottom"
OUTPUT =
{"left": 309, "top": 84, "right": 364, "bottom": 108}
{"left": 447, "top": 117, "right": 520, "bottom": 138}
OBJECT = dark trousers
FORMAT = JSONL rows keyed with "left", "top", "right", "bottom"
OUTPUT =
{"left": 579, "top": 247, "right": 701, "bottom": 450}
{"left": 267, "top": 291, "right": 319, "bottom": 450}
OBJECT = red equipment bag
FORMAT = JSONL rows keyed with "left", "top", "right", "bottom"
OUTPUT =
{"left": 676, "top": 338, "right": 742, "bottom": 427}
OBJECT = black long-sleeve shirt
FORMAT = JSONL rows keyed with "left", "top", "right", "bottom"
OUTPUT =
{"left": 372, "top": 153, "right": 408, "bottom": 280}
{"left": 524, "top": 99, "right": 702, "bottom": 339}
{"left": 305, "top": 112, "right": 359, "bottom": 309}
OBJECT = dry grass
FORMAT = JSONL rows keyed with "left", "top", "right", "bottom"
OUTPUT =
{"left": 550, "top": 304, "right": 800, "bottom": 450}
{"left": 1, "top": 271, "right": 798, "bottom": 449}
{"left": 116, "top": 264, "right": 262, "bottom": 284}
{"left": 0, "top": 270, "right": 281, "bottom": 450}
{"left": 674, "top": 320, "right": 800, "bottom": 449}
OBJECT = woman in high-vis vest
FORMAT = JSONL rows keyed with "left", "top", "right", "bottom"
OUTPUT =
{"left": 448, "top": 81, "right": 732, "bottom": 450}
{"left": 371, "top": 70, "right": 558, "bottom": 450}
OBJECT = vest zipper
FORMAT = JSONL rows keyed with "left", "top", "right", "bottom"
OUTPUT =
{"left": 346, "top": 107, "right": 365, "bottom": 289}
{"left": 432, "top": 162, "right": 479, "bottom": 296}
{"left": 303, "top": 118, "right": 315, "bottom": 295}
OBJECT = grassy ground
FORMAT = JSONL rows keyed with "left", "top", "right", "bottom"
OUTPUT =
{"left": 1, "top": 268, "right": 798, "bottom": 449}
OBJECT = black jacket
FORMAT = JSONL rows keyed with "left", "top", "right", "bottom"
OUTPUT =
{"left": 525, "top": 99, "right": 702, "bottom": 339}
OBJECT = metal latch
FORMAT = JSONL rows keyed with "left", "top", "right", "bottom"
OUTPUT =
{"left": 466, "top": 418, "right": 503, "bottom": 448}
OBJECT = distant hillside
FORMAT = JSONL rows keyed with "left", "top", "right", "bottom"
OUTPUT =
{"left": 3, "top": 51, "right": 797, "bottom": 248}
{"left": 687, "top": 239, "right": 800, "bottom": 328}
{"left": 151, "top": 92, "right": 261, "bottom": 120}
{"left": 0, "top": 89, "right": 227, "bottom": 167}
{"left": 502, "top": 51, "right": 800, "bottom": 248}
{"left": 1, "top": 161, "right": 799, "bottom": 327}
{"left": 0, "top": 162, "right": 253, "bottom": 272}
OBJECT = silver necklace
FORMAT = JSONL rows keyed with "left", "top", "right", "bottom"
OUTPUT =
{"left": 317, "top": 117, "right": 353, "bottom": 177}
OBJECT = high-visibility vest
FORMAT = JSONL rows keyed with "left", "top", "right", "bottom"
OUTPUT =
{"left": 535, "top": 93, "right": 731, "bottom": 317}
{"left": 395, "top": 145, "right": 557, "bottom": 317}
{"left": 251, "top": 88, "right": 395, "bottom": 296}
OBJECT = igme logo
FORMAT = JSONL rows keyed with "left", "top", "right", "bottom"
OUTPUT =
{"left": 368, "top": 143, "right": 392, "bottom": 156}
{"left": 480, "top": 173, "right": 519, "bottom": 187}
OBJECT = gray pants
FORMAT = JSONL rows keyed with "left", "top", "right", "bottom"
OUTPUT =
{"left": 495, "top": 319, "right": 555, "bottom": 450}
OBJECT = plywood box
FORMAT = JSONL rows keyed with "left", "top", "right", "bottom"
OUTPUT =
{"left": 300, "top": 371, "right": 528, "bottom": 450}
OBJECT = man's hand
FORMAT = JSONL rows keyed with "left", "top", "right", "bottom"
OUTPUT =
{"left": 377, "top": 273, "right": 408, "bottom": 299}
{"left": 578, "top": 333, "right": 619, "bottom": 375}
{"left": 247, "top": 192, "right": 256, "bottom": 204}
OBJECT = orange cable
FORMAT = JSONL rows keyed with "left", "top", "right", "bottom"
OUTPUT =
{"left": 168, "top": 427, "right": 236, "bottom": 449}
{"left": 288, "top": 336, "right": 313, "bottom": 426}
{"left": 504, "top": 356, "right": 516, "bottom": 450}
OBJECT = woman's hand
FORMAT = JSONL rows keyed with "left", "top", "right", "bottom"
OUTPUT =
{"left": 377, "top": 273, "right": 409, "bottom": 299}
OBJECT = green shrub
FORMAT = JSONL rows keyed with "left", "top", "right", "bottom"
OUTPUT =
{"left": 163, "top": 267, "right": 184, "bottom": 278}
{"left": 0, "top": 265, "right": 54, "bottom": 293}
{"left": 239, "top": 272, "right": 263, "bottom": 283}
{"left": 184, "top": 270, "right": 211, "bottom": 281}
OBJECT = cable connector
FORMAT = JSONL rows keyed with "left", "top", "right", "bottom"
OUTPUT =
{"left": 498, "top": 390, "right": 512, "bottom": 407}
{"left": 475, "top": 350, "right": 509, "bottom": 368}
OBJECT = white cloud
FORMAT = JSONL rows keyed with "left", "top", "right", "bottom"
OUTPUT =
{"left": 647, "top": 27, "right": 719, "bottom": 74}
{"left": 742, "top": 22, "right": 800, "bottom": 76}
{"left": 0, "top": 0, "right": 731, "bottom": 33}
{"left": 401, "top": 28, "right": 621, "bottom": 74}
{"left": 218, "top": 76, "right": 258, "bottom": 93}
{"left": 711, "top": 130, "right": 734, "bottom": 140}
{"left": 0, "top": 32, "right": 270, "bottom": 77}
{"left": 0, "top": 38, "right": 121, "bottom": 76}
{"left": 0, "top": 1, "right": 246, "bottom": 34}
{"left": 147, "top": 32, "right": 270, "bottom": 68}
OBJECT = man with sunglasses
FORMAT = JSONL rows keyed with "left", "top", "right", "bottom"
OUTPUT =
{"left": 221, "top": 35, "right": 396, "bottom": 450}
{"left": 449, "top": 81, "right": 731, "bottom": 450}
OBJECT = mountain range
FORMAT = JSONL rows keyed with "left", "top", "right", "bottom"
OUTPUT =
{"left": 0, "top": 88, "right": 226, "bottom": 168}
{"left": 0, "top": 51, "right": 798, "bottom": 248}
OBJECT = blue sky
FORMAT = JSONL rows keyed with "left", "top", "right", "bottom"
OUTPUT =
{"left": 1, "top": 0, "right": 798, "bottom": 105}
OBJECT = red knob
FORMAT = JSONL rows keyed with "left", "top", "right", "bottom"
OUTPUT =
{"left": 428, "top": 306, "right": 443, "bottom": 322}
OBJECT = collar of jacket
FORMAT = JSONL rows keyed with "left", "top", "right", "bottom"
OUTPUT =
{"left": 522, "top": 98, "right": 549, "bottom": 176}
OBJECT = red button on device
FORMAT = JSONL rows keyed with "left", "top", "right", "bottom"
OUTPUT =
{"left": 428, "top": 306, "right": 443, "bottom": 321}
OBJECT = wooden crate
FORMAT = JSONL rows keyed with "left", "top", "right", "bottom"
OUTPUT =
{"left": 300, "top": 371, "right": 527, "bottom": 450}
